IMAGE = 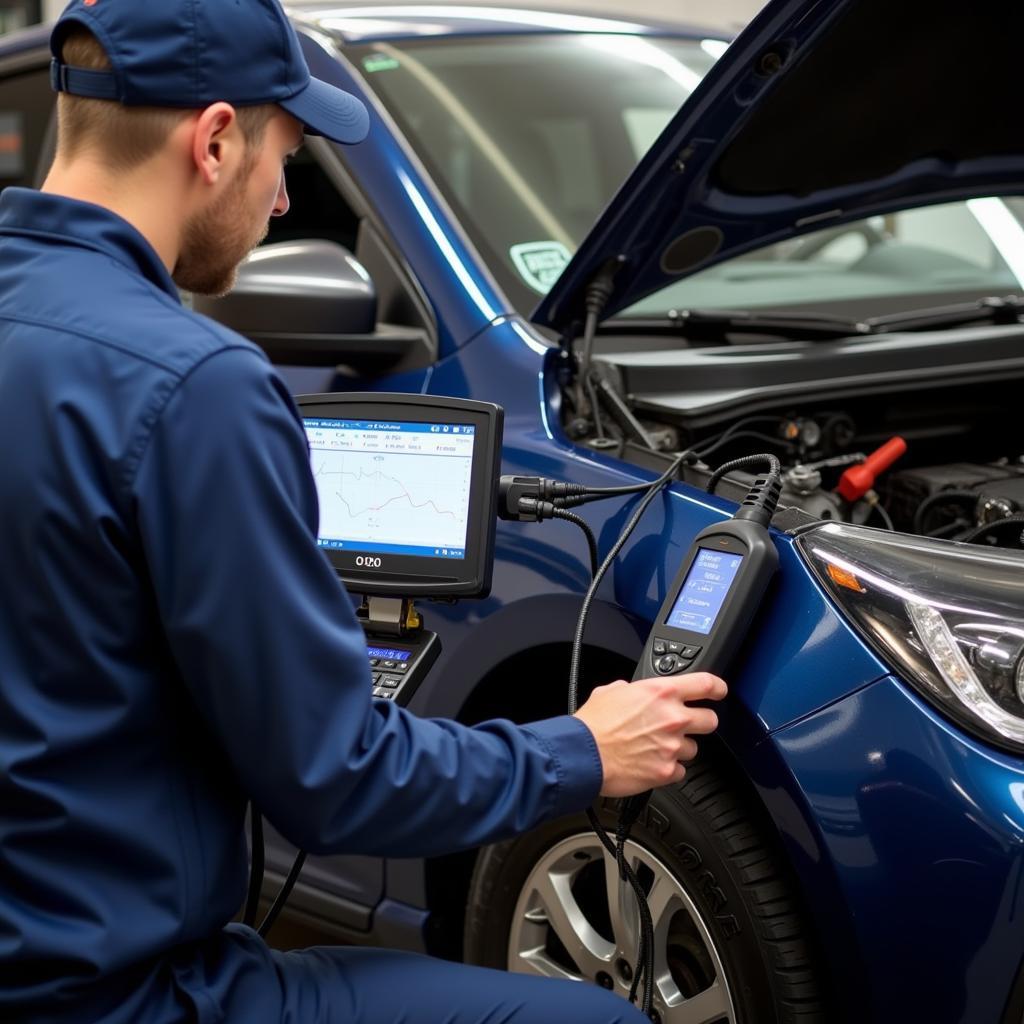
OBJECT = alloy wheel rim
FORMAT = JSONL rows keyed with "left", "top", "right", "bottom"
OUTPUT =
{"left": 506, "top": 832, "right": 736, "bottom": 1024}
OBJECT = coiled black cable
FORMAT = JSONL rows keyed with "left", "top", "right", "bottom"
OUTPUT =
{"left": 550, "top": 507, "right": 599, "bottom": 577}
{"left": 707, "top": 453, "right": 783, "bottom": 496}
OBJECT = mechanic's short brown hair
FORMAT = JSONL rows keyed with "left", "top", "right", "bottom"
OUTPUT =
{"left": 56, "top": 25, "right": 276, "bottom": 172}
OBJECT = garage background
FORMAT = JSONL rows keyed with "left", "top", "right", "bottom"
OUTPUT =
{"left": 22, "top": 0, "right": 761, "bottom": 35}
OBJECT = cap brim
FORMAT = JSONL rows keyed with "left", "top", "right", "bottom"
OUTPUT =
{"left": 280, "top": 77, "right": 369, "bottom": 145}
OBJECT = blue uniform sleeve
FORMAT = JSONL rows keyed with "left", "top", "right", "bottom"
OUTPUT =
{"left": 130, "top": 346, "right": 602, "bottom": 856}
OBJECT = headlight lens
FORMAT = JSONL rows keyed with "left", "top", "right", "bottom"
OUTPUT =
{"left": 796, "top": 522, "right": 1024, "bottom": 752}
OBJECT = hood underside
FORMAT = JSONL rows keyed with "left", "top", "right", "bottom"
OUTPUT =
{"left": 533, "top": 0, "right": 1024, "bottom": 332}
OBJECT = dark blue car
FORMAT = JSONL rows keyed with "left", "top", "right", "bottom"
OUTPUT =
{"left": 6, "top": 1, "right": 1024, "bottom": 1021}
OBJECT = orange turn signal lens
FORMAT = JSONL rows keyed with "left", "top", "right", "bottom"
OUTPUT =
{"left": 826, "top": 563, "right": 866, "bottom": 593}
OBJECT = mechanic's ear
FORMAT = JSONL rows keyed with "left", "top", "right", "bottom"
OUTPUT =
{"left": 191, "top": 103, "right": 239, "bottom": 186}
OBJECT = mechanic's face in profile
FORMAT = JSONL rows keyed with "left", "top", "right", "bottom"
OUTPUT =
{"left": 174, "top": 109, "right": 300, "bottom": 297}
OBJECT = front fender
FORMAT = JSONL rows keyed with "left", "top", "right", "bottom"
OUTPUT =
{"left": 406, "top": 593, "right": 647, "bottom": 720}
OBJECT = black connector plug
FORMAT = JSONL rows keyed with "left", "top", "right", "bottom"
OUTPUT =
{"left": 498, "top": 475, "right": 589, "bottom": 520}
{"left": 515, "top": 496, "right": 557, "bottom": 522}
{"left": 498, "top": 476, "right": 544, "bottom": 520}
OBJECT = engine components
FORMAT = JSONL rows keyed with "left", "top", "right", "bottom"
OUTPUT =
{"left": 882, "top": 462, "right": 1024, "bottom": 537}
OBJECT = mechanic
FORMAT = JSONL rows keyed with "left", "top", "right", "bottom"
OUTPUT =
{"left": 0, "top": 2, "right": 728, "bottom": 1022}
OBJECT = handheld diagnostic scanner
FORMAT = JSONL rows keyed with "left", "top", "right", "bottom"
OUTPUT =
{"left": 634, "top": 518, "right": 779, "bottom": 682}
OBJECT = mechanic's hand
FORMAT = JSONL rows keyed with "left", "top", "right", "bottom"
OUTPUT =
{"left": 574, "top": 673, "right": 727, "bottom": 798}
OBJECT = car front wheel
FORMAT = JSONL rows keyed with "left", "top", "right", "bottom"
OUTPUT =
{"left": 464, "top": 754, "right": 825, "bottom": 1024}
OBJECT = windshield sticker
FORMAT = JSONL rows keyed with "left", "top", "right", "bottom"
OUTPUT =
{"left": 363, "top": 54, "right": 401, "bottom": 73}
{"left": 509, "top": 242, "right": 573, "bottom": 294}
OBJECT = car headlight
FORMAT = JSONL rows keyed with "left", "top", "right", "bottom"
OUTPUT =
{"left": 796, "top": 522, "right": 1024, "bottom": 753}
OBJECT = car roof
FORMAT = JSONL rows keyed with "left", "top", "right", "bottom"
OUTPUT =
{"left": 0, "top": 6, "right": 721, "bottom": 57}
{"left": 287, "top": 2, "right": 719, "bottom": 45}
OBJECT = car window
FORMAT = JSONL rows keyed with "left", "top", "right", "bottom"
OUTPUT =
{"left": 623, "top": 199, "right": 1024, "bottom": 318}
{"left": 265, "top": 147, "right": 360, "bottom": 252}
{"left": 352, "top": 34, "right": 1024, "bottom": 323}
{"left": 0, "top": 63, "right": 55, "bottom": 195}
{"left": 350, "top": 34, "right": 718, "bottom": 313}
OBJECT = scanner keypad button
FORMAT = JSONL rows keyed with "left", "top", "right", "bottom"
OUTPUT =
{"left": 378, "top": 674, "right": 402, "bottom": 688}
{"left": 681, "top": 645, "right": 702, "bottom": 659}
{"left": 652, "top": 639, "right": 667, "bottom": 656}
{"left": 656, "top": 654, "right": 679, "bottom": 674}
{"left": 666, "top": 641, "right": 683, "bottom": 655}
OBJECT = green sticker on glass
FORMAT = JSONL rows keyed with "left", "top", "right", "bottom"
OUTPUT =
{"left": 509, "top": 241, "right": 572, "bottom": 294}
{"left": 363, "top": 54, "right": 401, "bottom": 73}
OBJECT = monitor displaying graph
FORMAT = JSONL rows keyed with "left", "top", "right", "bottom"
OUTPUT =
{"left": 304, "top": 418, "right": 475, "bottom": 559}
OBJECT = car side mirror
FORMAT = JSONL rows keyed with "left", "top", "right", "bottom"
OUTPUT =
{"left": 193, "top": 239, "right": 427, "bottom": 372}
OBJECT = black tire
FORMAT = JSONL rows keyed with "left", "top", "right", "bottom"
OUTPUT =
{"left": 464, "top": 752, "right": 826, "bottom": 1023}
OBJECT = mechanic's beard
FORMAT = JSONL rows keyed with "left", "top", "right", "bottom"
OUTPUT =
{"left": 174, "top": 170, "right": 270, "bottom": 298}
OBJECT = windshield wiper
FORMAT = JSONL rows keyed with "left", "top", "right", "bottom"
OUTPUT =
{"left": 621, "top": 295, "right": 1024, "bottom": 342}
{"left": 664, "top": 307, "right": 871, "bottom": 340}
{"left": 862, "top": 295, "right": 1024, "bottom": 332}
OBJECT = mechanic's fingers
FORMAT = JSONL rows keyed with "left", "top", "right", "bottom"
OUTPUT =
{"left": 678, "top": 736, "right": 699, "bottom": 764}
{"left": 667, "top": 672, "right": 728, "bottom": 702}
{"left": 682, "top": 706, "right": 720, "bottom": 736}
{"left": 669, "top": 761, "right": 687, "bottom": 785}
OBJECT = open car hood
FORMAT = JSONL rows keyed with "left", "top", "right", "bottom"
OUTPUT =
{"left": 532, "top": 0, "right": 1024, "bottom": 333}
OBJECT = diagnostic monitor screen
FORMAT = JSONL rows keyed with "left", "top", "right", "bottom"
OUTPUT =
{"left": 664, "top": 548, "right": 745, "bottom": 635}
{"left": 295, "top": 392, "right": 502, "bottom": 599}
{"left": 305, "top": 417, "right": 475, "bottom": 560}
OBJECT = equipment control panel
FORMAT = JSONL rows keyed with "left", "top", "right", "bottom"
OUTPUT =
{"left": 364, "top": 637, "right": 440, "bottom": 704}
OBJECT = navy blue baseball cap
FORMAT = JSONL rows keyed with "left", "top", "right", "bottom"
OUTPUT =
{"left": 50, "top": 0, "right": 369, "bottom": 145}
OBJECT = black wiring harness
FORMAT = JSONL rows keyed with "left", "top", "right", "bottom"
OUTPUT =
{"left": 499, "top": 450, "right": 783, "bottom": 1017}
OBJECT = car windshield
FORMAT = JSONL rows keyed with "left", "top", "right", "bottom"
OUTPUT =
{"left": 352, "top": 34, "right": 1024, "bottom": 322}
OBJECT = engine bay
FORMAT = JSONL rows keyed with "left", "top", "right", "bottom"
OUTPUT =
{"left": 560, "top": 329, "right": 1024, "bottom": 549}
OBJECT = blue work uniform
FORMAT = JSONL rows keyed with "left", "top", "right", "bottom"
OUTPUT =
{"left": 0, "top": 188, "right": 644, "bottom": 1024}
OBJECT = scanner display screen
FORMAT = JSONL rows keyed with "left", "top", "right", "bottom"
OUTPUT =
{"left": 305, "top": 418, "right": 475, "bottom": 560}
{"left": 664, "top": 548, "right": 744, "bottom": 635}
